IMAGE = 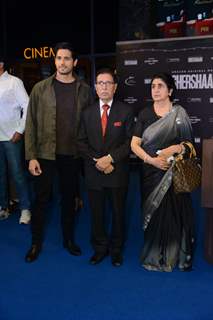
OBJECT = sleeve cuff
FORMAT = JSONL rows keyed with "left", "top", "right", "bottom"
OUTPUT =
{"left": 108, "top": 154, "right": 114, "bottom": 163}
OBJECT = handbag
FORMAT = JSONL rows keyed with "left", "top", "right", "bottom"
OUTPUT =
{"left": 172, "top": 142, "right": 201, "bottom": 193}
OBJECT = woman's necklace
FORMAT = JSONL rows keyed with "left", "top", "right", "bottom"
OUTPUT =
{"left": 154, "top": 102, "right": 172, "bottom": 117}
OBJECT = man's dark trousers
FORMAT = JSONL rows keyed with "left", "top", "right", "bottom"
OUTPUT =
{"left": 31, "top": 155, "right": 79, "bottom": 245}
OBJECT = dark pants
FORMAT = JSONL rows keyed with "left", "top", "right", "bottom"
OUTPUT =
{"left": 31, "top": 155, "right": 79, "bottom": 245}
{"left": 88, "top": 187, "right": 127, "bottom": 255}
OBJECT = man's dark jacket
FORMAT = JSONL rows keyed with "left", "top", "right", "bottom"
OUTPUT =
{"left": 78, "top": 100, "right": 134, "bottom": 189}
{"left": 25, "top": 73, "right": 92, "bottom": 160}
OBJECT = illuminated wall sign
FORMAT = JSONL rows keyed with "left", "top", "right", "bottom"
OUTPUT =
{"left": 24, "top": 47, "right": 55, "bottom": 59}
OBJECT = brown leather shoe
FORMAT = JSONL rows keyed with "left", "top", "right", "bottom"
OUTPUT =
{"left": 25, "top": 244, "right": 41, "bottom": 263}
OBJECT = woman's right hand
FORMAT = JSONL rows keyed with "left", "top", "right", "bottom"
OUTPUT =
{"left": 160, "top": 144, "right": 182, "bottom": 158}
{"left": 149, "top": 156, "right": 170, "bottom": 171}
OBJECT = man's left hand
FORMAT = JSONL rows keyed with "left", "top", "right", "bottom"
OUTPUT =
{"left": 11, "top": 132, "right": 23, "bottom": 143}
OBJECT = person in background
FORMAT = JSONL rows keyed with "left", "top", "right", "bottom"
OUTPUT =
{"left": 131, "top": 72, "right": 195, "bottom": 272}
{"left": 78, "top": 68, "right": 134, "bottom": 267}
{"left": 0, "top": 54, "right": 31, "bottom": 224}
{"left": 24, "top": 42, "right": 92, "bottom": 262}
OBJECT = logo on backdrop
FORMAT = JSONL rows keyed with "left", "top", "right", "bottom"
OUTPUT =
{"left": 190, "top": 116, "right": 202, "bottom": 124}
{"left": 125, "top": 76, "right": 136, "bottom": 86}
{"left": 124, "top": 60, "right": 138, "bottom": 66}
{"left": 188, "top": 56, "right": 203, "bottom": 63}
{"left": 124, "top": 97, "right": 138, "bottom": 104}
{"left": 173, "top": 73, "right": 213, "bottom": 89}
{"left": 167, "top": 57, "right": 180, "bottom": 63}
{"left": 187, "top": 97, "right": 202, "bottom": 103}
{"left": 144, "top": 78, "right": 151, "bottom": 84}
{"left": 144, "top": 57, "right": 159, "bottom": 65}
{"left": 194, "top": 137, "right": 201, "bottom": 144}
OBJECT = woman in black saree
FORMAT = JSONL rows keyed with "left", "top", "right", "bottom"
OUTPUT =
{"left": 131, "top": 73, "right": 195, "bottom": 272}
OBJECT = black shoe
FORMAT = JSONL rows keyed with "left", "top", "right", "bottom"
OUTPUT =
{"left": 111, "top": 253, "right": 123, "bottom": 267}
{"left": 63, "top": 240, "right": 82, "bottom": 256}
{"left": 90, "top": 252, "right": 108, "bottom": 265}
{"left": 25, "top": 244, "right": 41, "bottom": 263}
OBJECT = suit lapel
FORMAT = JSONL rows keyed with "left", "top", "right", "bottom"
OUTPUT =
{"left": 93, "top": 102, "right": 103, "bottom": 145}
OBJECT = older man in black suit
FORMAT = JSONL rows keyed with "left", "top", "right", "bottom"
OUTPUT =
{"left": 78, "top": 68, "right": 134, "bottom": 266}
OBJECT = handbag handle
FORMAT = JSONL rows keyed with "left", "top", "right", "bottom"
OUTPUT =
{"left": 181, "top": 141, "right": 196, "bottom": 158}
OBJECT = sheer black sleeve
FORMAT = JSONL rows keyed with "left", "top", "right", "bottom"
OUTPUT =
{"left": 133, "top": 106, "right": 158, "bottom": 138}
{"left": 133, "top": 110, "right": 144, "bottom": 138}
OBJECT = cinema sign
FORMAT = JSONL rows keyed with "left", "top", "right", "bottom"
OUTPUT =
{"left": 24, "top": 47, "right": 55, "bottom": 59}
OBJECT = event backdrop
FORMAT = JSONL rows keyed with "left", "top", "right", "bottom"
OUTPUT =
{"left": 116, "top": 35, "right": 213, "bottom": 156}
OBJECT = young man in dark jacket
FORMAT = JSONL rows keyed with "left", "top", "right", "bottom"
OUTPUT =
{"left": 25, "top": 42, "right": 92, "bottom": 262}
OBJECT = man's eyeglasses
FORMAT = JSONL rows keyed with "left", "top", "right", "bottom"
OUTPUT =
{"left": 96, "top": 81, "right": 115, "bottom": 87}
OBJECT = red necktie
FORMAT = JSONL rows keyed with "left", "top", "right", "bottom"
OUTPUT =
{"left": 101, "top": 104, "right": 109, "bottom": 137}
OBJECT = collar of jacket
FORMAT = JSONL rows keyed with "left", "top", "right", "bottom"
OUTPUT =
{"left": 48, "top": 72, "right": 83, "bottom": 87}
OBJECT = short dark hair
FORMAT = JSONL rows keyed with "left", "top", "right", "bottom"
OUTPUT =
{"left": 151, "top": 72, "right": 176, "bottom": 101}
{"left": 0, "top": 54, "right": 7, "bottom": 70}
{"left": 54, "top": 42, "right": 77, "bottom": 60}
{"left": 96, "top": 67, "right": 118, "bottom": 83}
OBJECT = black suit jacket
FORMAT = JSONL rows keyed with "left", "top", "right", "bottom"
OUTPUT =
{"left": 78, "top": 100, "right": 134, "bottom": 189}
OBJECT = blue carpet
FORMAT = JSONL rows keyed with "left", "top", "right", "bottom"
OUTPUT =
{"left": 0, "top": 171, "right": 212, "bottom": 320}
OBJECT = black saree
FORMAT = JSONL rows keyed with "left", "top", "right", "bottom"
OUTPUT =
{"left": 134, "top": 105, "right": 195, "bottom": 272}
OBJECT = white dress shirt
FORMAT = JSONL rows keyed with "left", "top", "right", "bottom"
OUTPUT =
{"left": 0, "top": 71, "right": 29, "bottom": 141}
{"left": 99, "top": 99, "right": 113, "bottom": 117}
